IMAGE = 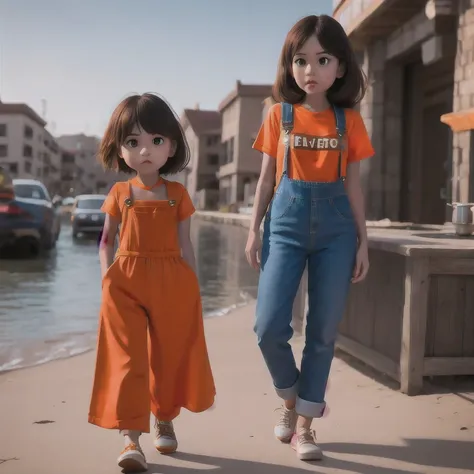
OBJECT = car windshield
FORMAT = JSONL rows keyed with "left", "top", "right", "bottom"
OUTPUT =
{"left": 76, "top": 198, "right": 105, "bottom": 210}
{"left": 14, "top": 184, "right": 47, "bottom": 200}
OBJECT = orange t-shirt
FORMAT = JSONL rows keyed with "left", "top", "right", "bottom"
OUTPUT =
{"left": 253, "top": 104, "right": 374, "bottom": 184}
{"left": 102, "top": 180, "right": 195, "bottom": 222}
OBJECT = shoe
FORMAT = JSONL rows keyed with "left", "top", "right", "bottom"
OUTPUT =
{"left": 291, "top": 428, "right": 323, "bottom": 461}
{"left": 153, "top": 419, "right": 178, "bottom": 454}
{"left": 117, "top": 443, "right": 147, "bottom": 472}
{"left": 274, "top": 406, "right": 297, "bottom": 443}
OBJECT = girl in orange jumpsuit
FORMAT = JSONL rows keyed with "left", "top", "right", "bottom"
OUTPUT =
{"left": 88, "top": 93, "right": 216, "bottom": 472}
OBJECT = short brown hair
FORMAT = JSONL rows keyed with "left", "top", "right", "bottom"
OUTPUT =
{"left": 98, "top": 93, "right": 190, "bottom": 175}
{"left": 273, "top": 15, "right": 366, "bottom": 108}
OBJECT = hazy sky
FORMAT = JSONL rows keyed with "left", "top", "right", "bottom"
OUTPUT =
{"left": 0, "top": 0, "right": 331, "bottom": 137}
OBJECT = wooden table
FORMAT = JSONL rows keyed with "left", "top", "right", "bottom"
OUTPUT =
{"left": 335, "top": 225, "right": 474, "bottom": 395}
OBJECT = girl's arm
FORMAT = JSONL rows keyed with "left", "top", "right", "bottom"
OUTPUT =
{"left": 249, "top": 154, "right": 276, "bottom": 233}
{"left": 99, "top": 214, "right": 120, "bottom": 278}
{"left": 178, "top": 218, "right": 197, "bottom": 274}
{"left": 346, "top": 161, "right": 367, "bottom": 245}
{"left": 346, "top": 161, "right": 370, "bottom": 283}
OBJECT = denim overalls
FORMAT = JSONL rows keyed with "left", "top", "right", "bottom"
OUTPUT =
{"left": 255, "top": 102, "right": 357, "bottom": 419}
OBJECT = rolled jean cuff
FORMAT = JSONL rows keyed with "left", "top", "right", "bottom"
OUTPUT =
{"left": 296, "top": 397, "right": 326, "bottom": 418}
{"left": 275, "top": 375, "right": 299, "bottom": 400}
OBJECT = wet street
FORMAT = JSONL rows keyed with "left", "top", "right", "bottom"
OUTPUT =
{"left": 0, "top": 218, "right": 259, "bottom": 372}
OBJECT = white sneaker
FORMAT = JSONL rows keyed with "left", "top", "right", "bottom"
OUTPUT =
{"left": 291, "top": 428, "right": 323, "bottom": 461}
{"left": 274, "top": 406, "right": 297, "bottom": 443}
{"left": 153, "top": 419, "right": 178, "bottom": 454}
{"left": 117, "top": 443, "right": 147, "bottom": 472}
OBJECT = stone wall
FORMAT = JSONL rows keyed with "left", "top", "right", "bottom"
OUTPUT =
{"left": 452, "top": 0, "right": 474, "bottom": 202}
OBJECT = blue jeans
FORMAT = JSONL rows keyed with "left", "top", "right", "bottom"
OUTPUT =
{"left": 255, "top": 175, "right": 357, "bottom": 418}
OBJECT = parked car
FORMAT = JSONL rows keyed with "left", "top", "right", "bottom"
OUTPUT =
{"left": 71, "top": 194, "right": 106, "bottom": 238}
{"left": 0, "top": 170, "right": 61, "bottom": 256}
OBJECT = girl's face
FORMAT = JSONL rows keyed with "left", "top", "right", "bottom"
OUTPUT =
{"left": 120, "top": 127, "right": 176, "bottom": 174}
{"left": 292, "top": 35, "right": 344, "bottom": 96}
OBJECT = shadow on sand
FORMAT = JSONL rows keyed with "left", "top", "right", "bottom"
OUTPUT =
{"left": 137, "top": 438, "right": 474, "bottom": 474}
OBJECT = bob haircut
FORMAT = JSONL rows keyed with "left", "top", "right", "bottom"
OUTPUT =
{"left": 273, "top": 15, "right": 366, "bottom": 108}
{"left": 98, "top": 93, "right": 190, "bottom": 175}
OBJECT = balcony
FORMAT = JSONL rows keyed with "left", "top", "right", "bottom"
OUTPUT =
{"left": 333, "top": 0, "right": 428, "bottom": 44}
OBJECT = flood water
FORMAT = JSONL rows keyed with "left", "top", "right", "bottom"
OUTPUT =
{"left": 0, "top": 219, "right": 258, "bottom": 372}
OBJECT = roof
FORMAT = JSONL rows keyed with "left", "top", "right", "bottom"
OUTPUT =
{"left": 218, "top": 81, "right": 273, "bottom": 112}
{"left": 182, "top": 109, "right": 221, "bottom": 136}
{"left": 75, "top": 194, "right": 107, "bottom": 200}
{"left": 0, "top": 102, "right": 46, "bottom": 127}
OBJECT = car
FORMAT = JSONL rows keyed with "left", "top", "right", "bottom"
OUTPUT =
{"left": 71, "top": 194, "right": 107, "bottom": 238}
{"left": 0, "top": 170, "right": 61, "bottom": 256}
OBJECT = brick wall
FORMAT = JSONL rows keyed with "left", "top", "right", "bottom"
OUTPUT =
{"left": 452, "top": 0, "right": 474, "bottom": 202}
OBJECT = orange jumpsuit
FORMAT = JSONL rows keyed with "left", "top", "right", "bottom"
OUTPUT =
{"left": 88, "top": 178, "right": 216, "bottom": 433}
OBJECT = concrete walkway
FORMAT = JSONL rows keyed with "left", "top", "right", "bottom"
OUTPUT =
{"left": 1, "top": 302, "right": 473, "bottom": 474}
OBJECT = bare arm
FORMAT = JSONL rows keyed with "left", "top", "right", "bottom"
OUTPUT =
{"left": 178, "top": 217, "right": 197, "bottom": 274}
{"left": 99, "top": 214, "right": 120, "bottom": 278}
{"left": 249, "top": 154, "right": 276, "bottom": 232}
{"left": 345, "top": 161, "right": 367, "bottom": 245}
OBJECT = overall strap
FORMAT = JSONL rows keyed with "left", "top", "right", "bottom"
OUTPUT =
{"left": 332, "top": 105, "right": 346, "bottom": 181}
{"left": 281, "top": 102, "right": 294, "bottom": 176}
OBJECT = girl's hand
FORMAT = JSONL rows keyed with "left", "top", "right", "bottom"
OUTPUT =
{"left": 352, "top": 241, "right": 369, "bottom": 283}
{"left": 245, "top": 230, "right": 262, "bottom": 270}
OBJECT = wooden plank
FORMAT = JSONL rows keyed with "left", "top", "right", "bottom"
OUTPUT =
{"left": 424, "top": 357, "right": 474, "bottom": 376}
{"left": 337, "top": 334, "right": 400, "bottom": 382}
{"left": 431, "top": 276, "right": 466, "bottom": 357}
{"left": 430, "top": 258, "right": 474, "bottom": 275}
{"left": 400, "top": 257, "right": 430, "bottom": 395}
{"left": 463, "top": 278, "right": 474, "bottom": 357}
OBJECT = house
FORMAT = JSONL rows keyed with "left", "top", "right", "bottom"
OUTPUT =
{"left": 333, "top": 0, "right": 474, "bottom": 224}
{"left": 181, "top": 105, "right": 223, "bottom": 209}
{"left": 0, "top": 100, "right": 47, "bottom": 180}
{"left": 217, "top": 80, "right": 273, "bottom": 207}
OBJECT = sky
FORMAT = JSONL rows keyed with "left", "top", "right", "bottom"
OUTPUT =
{"left": 0, "top": 0, "right": 331, "bottom": 137}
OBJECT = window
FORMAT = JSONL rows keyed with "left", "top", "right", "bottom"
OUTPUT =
{"left": 207, "top": 135, "right": 220, "bottom": 146}
{"left": 0, "top": 145, "right": 7, "bottom": 157}
{"left": 13, "top": 183, "right": 47, "bottom": 200}
{"left": 62, "top": 152, "right": 75, "bottom": 163}
{"left": 223, "top": 137, "right": 234, "bottom": 165}
{"left": 208, "top": 154, "right": 219, "bottom": 166}
{"left": 0, "top": 124, "right": 6, "bottom": 137}
{"left": 24, "top": 161, "right": 32, "bottom": 173}
{"left": 23, "top": 145, "right": 33, "bottom": 157}
{"left": 9, "top": 163, "right": 18, "bottom": 174}
{"left": 24, "top": 125, "right": 33, "bottom": 139}
{"left": 76, "top": 198, "right": 105, "bottom": 210}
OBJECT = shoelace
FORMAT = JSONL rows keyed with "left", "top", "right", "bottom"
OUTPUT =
{"left": 155, "top": 420, "right": 175, "bottom": 438}
{"left": 275, "top": 406, "right": 294, "bottom": 426}
{"left": 297, "top": 429, "right": 317, "bottom": 444}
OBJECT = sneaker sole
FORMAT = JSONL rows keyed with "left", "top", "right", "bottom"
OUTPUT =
{"left": 276, "top": 434, "right": 292, "bottom": 443}
{"left": 154, "top": 443, "right": 178, "bottom": 455}
{"left": 117, "top": 453, "right": 147, "bottom": 472}
{"left": 297, "top": 450, "right": 323, "bottom": 461}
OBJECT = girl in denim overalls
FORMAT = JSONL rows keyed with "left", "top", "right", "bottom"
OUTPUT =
{"left": 246, "top": 15, "right": 374, "bottom": 460}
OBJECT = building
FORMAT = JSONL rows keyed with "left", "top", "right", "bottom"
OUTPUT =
{"left": 0, "top": 100, "right": 48, "bottom": 181}
{"left": 41, "top": 128, "right": 62, "bottom": 196}
{"left": 181, "top": 105, "right": 223, "bottom": 209}
{"left": 333, "top": 0, "right": 474, "bottom": 224}
{"left": 217, "top": 81, "right": 273, "bottom": 207}
{"left": 56, "top": 133, "right": 126, "bottom": 195}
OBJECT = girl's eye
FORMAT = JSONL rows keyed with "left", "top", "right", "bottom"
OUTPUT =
{"left": 126, "top": 139, "right": 138, "bottom": 147}
{"left": 153, "top": 137, "right": 164, "bottom": 145}
{"left": 319, "top": 57, "right": 330, "bottom": 66}
{"left": 295, "top": 58, "right": 306, "bottom": 66}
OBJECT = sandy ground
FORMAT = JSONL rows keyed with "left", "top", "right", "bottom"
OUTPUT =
{"left": 1, "top": 302, "right": 473, "bottom": 474}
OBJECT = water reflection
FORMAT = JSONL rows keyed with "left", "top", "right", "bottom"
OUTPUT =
{"left": 0, "top": 219, "right": 258, "bottom": 372}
